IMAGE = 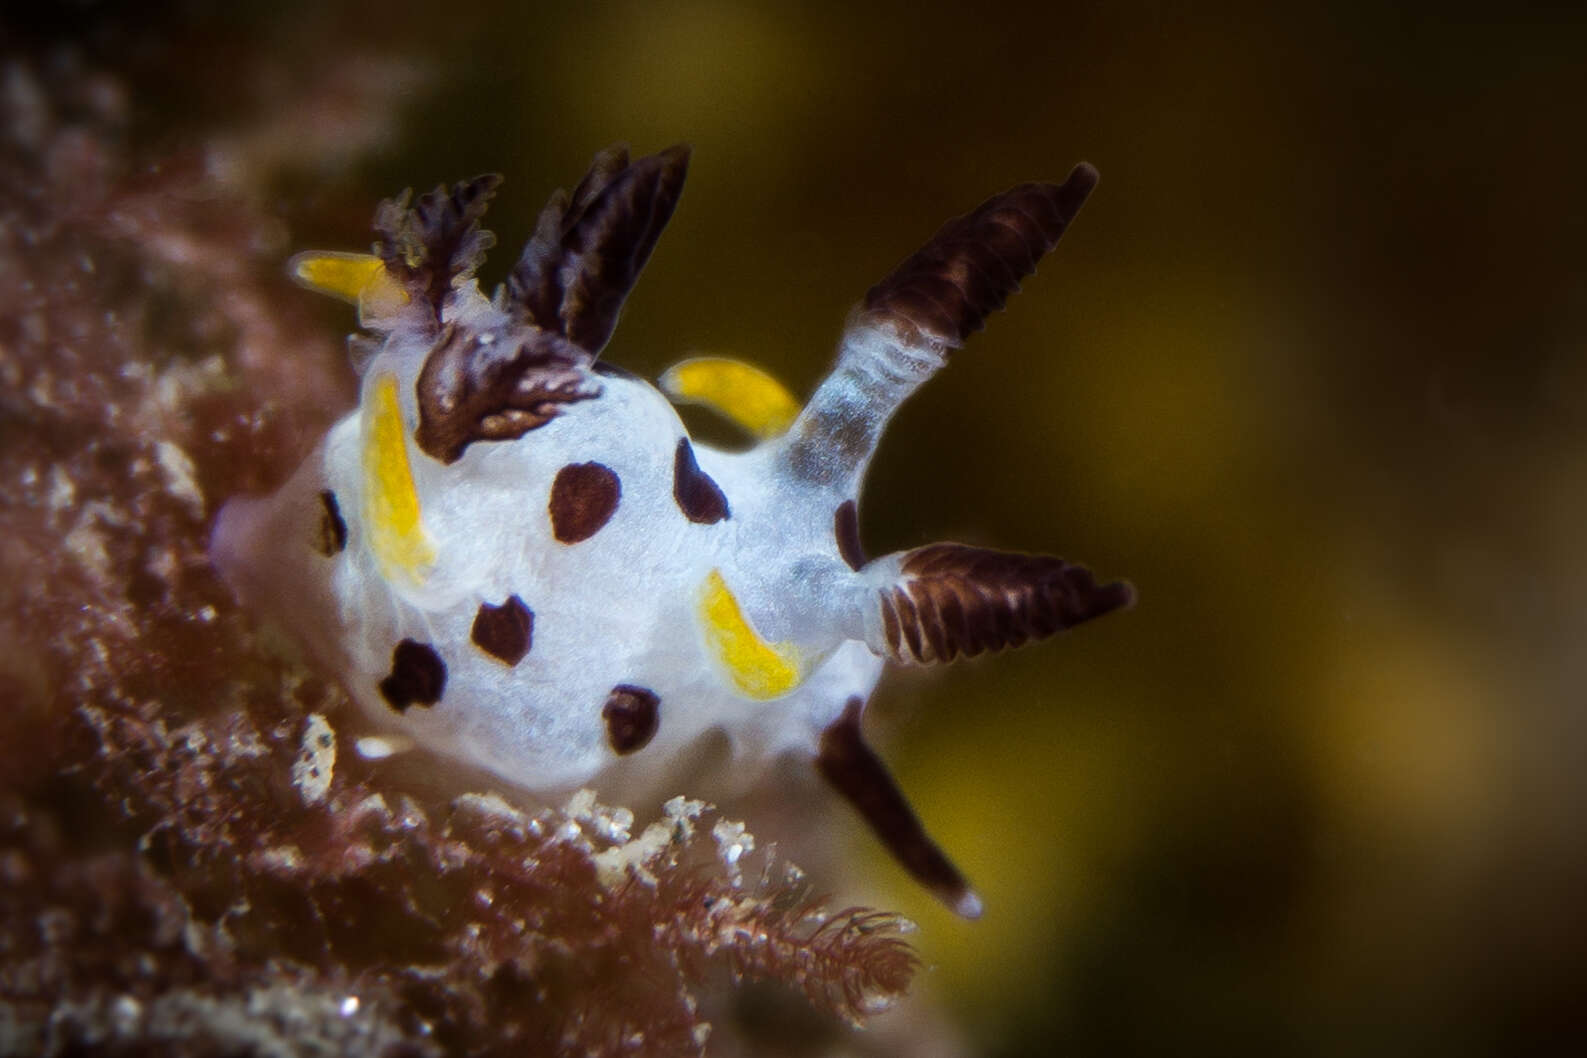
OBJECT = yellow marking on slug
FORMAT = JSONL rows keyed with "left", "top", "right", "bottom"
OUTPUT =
{"left": 362, "top": 374, "right": 434, "bottom": 583}
{"left": 699, "top": 569, "right": 804, "bottom": 699}
{"left": 659, "top": 357, "right": 801, "bottom": 440}
{"left": 289, "top": 252, "right": 409, "bottom": 321}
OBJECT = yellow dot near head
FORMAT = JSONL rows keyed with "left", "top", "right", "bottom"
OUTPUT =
{"left": 361, "top": 374, "right": 435, "bottom": 585}
{"left": 288, "top": 251, "right": 409, "bottom": 322}
{"left": 698, "top": 569, "right": 805, "bottom": 700}
{"left": 659, "top": 357, "right": 801, "bottom": 441}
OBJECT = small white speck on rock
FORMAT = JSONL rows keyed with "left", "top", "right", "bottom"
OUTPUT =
{"left": 47, "top": 466, "right": 76, "bottom": 510}
{"left": 291, "top": 713, "right": 335, "bottom": 805}
{"left": 353, "top": 734, "right": 412, "bottom": 760}
{"left": 110, "top": 994, "right": 142, "bottom": 1035}
{"left": 154, "top": 439, "right": 205, "bottom": 516}
{"left": 710, "top": 818, "right": 754, "bottom": 883}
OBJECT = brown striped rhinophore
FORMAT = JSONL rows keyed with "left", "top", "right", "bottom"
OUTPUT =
{"left": 858, "top": 163, "right": 1098, "bottom": 350}
{"left": 875, "top": 542, "right": 1134, "bottom": 665}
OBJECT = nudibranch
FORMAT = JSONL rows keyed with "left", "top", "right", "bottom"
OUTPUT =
{"left": 211, "top": 146, "right": 1134, "bottom": 918}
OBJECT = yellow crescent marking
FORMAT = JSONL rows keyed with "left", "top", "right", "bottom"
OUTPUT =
{"left": 659, "top": 357, "right": 801, "bottom": 441}
{"left": 288, "top": 251, "right": 409, "bottom": 321}
{"left": 699, "top": 569, "right": 804, "bottom": 699}
{"left": 361, "top": 374, "right": 434, "bottom": 584}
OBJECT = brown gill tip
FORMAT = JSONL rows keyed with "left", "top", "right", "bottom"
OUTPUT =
{"left": 658, "top": 142, "right": 693, "bottom": 167}
{"left": 1062, "top": 160, "right": 1100, "bottom": 203}
{"left": 859, "top": 160, "right": 1100, "bottom": 350}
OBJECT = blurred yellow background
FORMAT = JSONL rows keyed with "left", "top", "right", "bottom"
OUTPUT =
{"left": 44, "top": 0, "right": 1587, "bottom": 1052}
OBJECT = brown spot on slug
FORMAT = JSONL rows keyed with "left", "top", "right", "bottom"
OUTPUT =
{"left": 471, "top": 595, "right": 533, "bottom": 666}
{"left": 315, "top": 490, "right": 347, "bottom": 556}
{"left": 602, "top": 684, "right": 660, "bottom": 754}
{"left": 672, "top": 438, "right": 729, "bottom": 524}
{"left": 834, "top": 499, "right": 864, "bottom": 570}
{"left": 379, "top": 639, "right": 446, "bottom": 713}
{"left": 548, "top": 462, "right": 621, "bottom": 543}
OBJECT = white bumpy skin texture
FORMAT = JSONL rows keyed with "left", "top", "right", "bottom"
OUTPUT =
{"left": 210, "top": 147, "right": 1134, "bottom": 918}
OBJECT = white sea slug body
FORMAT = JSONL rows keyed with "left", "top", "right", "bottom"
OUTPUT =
{"left": 211, "top": 146, "right": 1134, "bottom": 917}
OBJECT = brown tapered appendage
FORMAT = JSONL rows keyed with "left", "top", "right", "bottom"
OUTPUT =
{"left": 858, "top": 162, "right": 1098, "bottom": 350}
{"left": 818, "top": 698, "right": 982, "bottom": 919}
{"left": 877, "top": 543, "right": 1134, "bottom": 665}
{"left": 372, "top": 173, "right": 502, "bottom": 324}
{"left": 507, "top": 144, "right": 691, "bottom": 355}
